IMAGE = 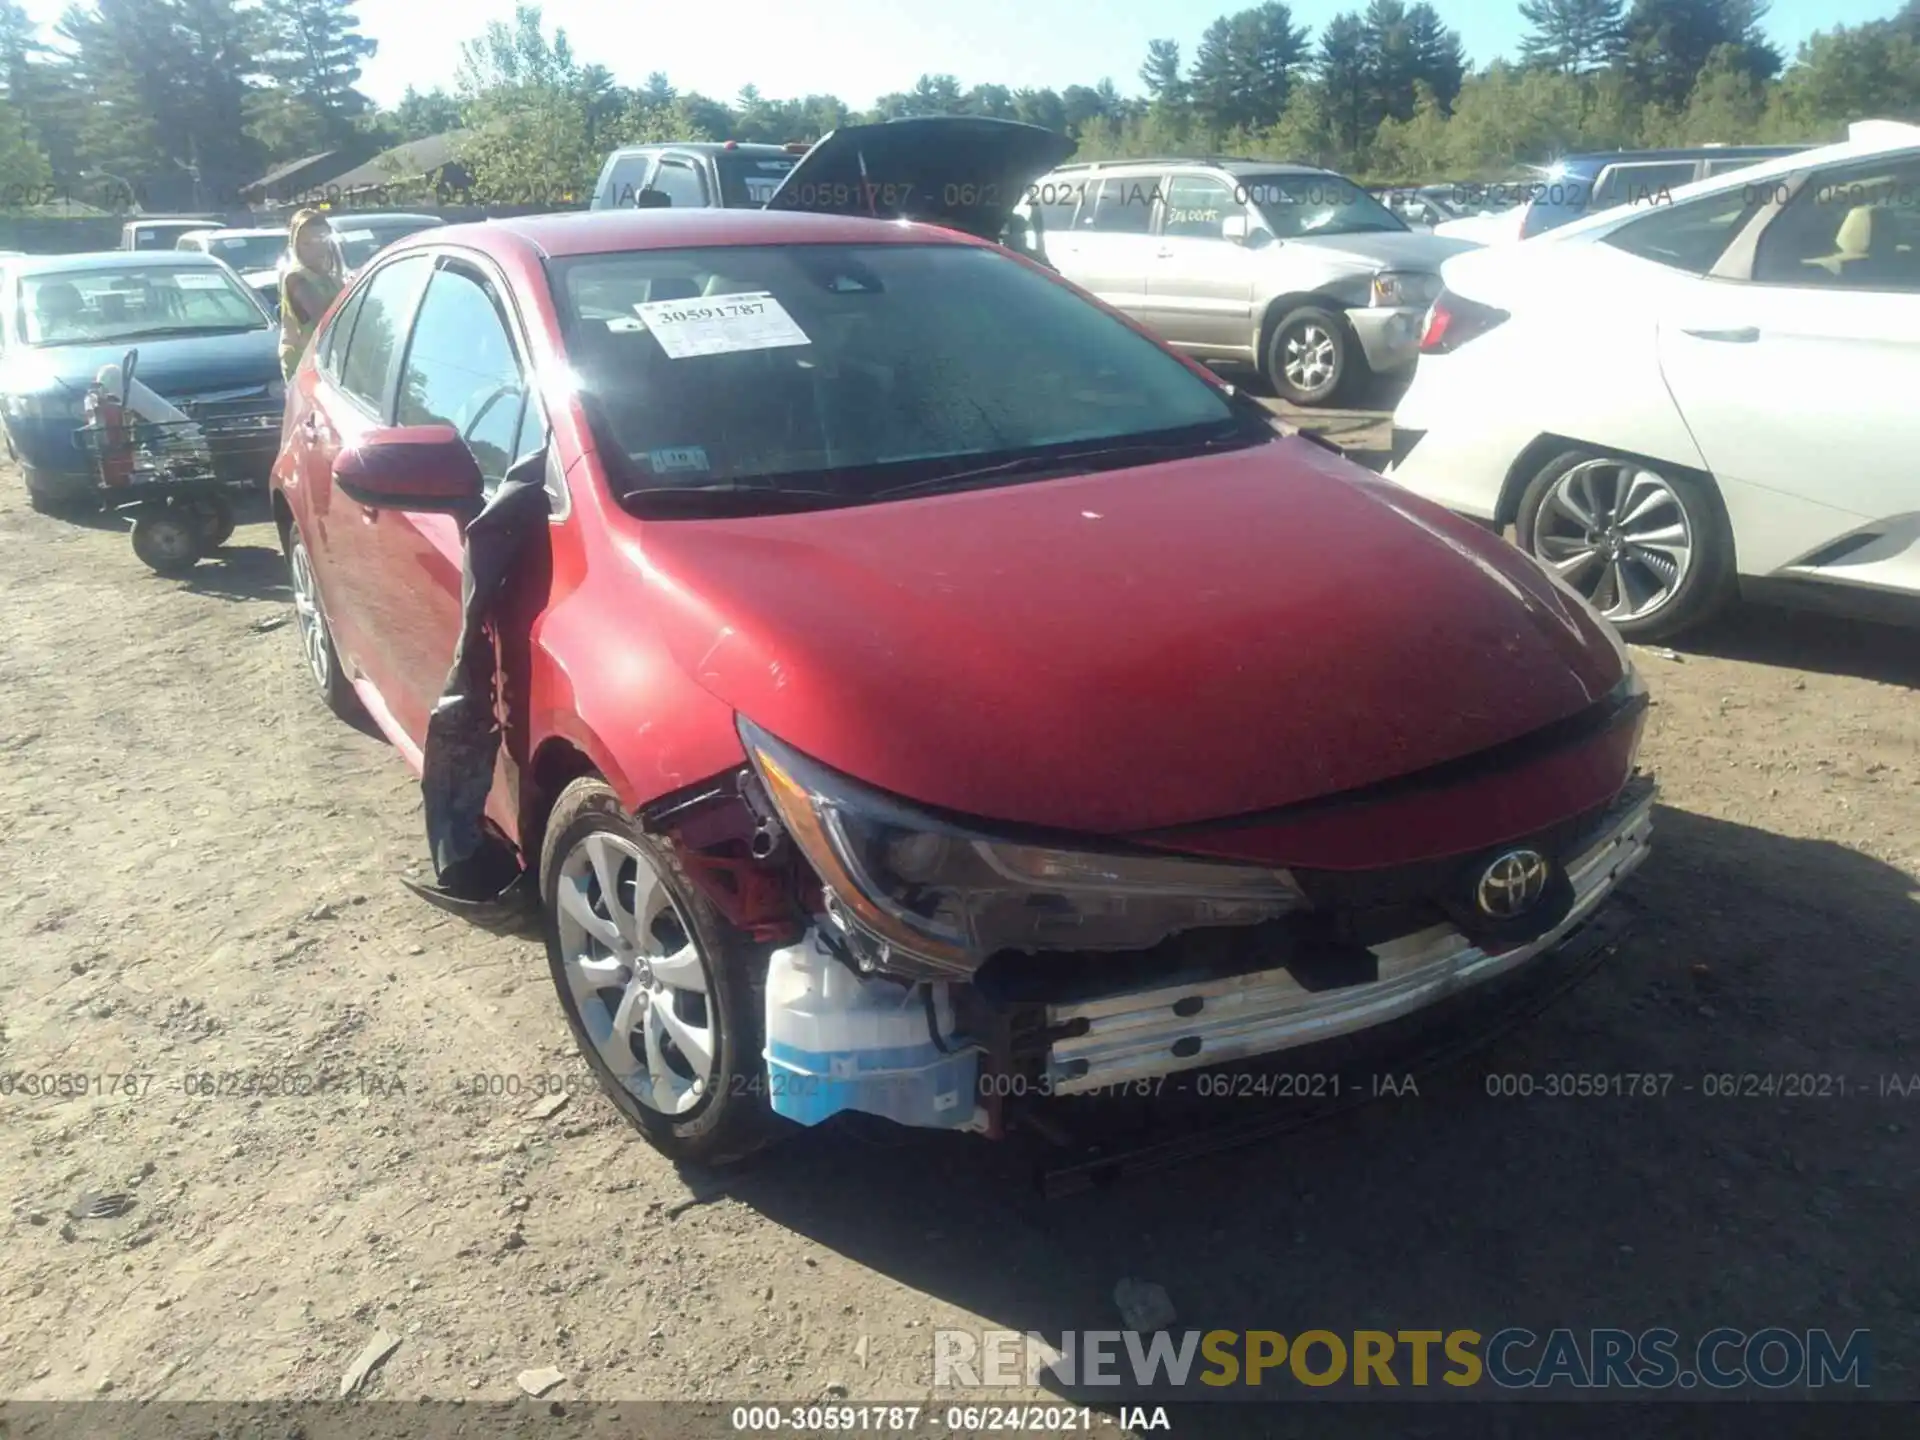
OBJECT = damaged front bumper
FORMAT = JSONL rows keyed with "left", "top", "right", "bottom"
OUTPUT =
{"left": 746, "top": 773, "right": 1655, "bottom": 1135}
{"left": 1042, "top": 782, "right": 1654, "bottom": 1093}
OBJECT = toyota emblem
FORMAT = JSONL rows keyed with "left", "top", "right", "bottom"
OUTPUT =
{"left": 1475, "top": 849, "right": 1551, "bottom": 918}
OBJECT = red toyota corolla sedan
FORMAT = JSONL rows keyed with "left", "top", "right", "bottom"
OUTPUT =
{"left": 271, "top": 193, "right": 1654, "bottom": 1165}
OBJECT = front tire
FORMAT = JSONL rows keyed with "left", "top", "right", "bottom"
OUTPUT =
{"left": 1516, "top": 450, "right": 1735, "bottom": 641}
{"left": 540, "top": 777, "right": 777, "bottom": 1167}
{"left": 1265, "top": 304, "right": 1358, "bottom": 406}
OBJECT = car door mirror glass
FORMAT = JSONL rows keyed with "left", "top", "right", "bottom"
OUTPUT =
{"left": 1221, "top": 215, "right": 1249, "bottom": 243}
{"left": 634, "top": 188, "right": 671, "bottom": 209}
{"left": 333, "top": 424, "right": 485, "bottom": 512}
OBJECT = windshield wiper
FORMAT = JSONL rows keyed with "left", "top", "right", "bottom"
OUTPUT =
{"left": 99, "top": 324, "right": 267, "bottom": 340}
{"left": 868, "top": 431, "right": 1263, "bottom": 502}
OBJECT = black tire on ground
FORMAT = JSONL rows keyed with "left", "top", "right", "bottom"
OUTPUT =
{"left": 1264, "top": 304, "right": 1361, "bottom": 407}
{"left": 24, "top": 472, "right": 101, "bottom": 517}
{"left": 129, "top": 506, "right": 204, "bottom": 575}
{"left": 1516, "top": 449, "right": 1737, "bottom": 643}
{"left": 285, "top": 520, "right": 365, "bottom": 722}
{"left": 539, "top": 776, "right": 780, "bottom": 1167}
{"left": 199, "top": 493, "right": 236, "bottom": 549}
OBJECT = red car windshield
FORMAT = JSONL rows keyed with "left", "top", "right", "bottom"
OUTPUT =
{"left": 552, "top": 242, "right": 1251, "bottom": 507}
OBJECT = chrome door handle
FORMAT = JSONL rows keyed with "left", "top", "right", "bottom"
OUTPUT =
{"left": 1679, "top": 326, "right": 1759, "bottom": 343}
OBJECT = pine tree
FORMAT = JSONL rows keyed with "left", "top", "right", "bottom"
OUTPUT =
{"left": 1318, "top": 12, "right": 1372, "bottom": 158}
{"left": 1518, "top": 0, "right": 1627, "bottom": 74}
{"left": 1140, "top": 39, "right": 1186, "bottom": 110}
{"left": 254, "top": 0, "right": 376, "bottom": 154}
{"left": 1623, "top": 0, "right": 1780, "bottom": 110}
{"left": 1190, "top": 4, "right": 1309, "bottom": 139}
{"left": 0, "top": 0, "right": 80, "bottom": 183}
{"left": 1406, "top": 4, "right": 1465, "bottom": 110}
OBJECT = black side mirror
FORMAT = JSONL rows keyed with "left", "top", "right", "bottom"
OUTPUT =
{"left": 633, "top": 189, "right": 672, "bottom": 210}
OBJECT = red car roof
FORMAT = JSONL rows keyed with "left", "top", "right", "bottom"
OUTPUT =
{"left": 389, "top": 208, "right": 985, "bottom": 262}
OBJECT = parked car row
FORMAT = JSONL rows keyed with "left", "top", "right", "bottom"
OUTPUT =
{"left": 259, "top": 116, "right": 1658, "bottom": 1166}
{"left": 2, "top": 211, "right": 447, "bottom": 518}
{"left": 31, "top": 114, "right": 1903, "bottom": 1171}
{"left": 1389, "top": 120, "right": 1920, "bottom": 639}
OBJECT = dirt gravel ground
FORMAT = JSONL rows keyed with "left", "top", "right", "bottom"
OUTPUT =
{"left": 1, "top": 433, "right": 1916, "bottom": 1426}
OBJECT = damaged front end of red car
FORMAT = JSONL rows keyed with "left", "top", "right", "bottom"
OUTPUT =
{"left": 627, "top": 656, "right": 1654, "bottom": 1146}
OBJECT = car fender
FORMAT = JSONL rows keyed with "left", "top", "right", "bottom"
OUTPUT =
{"left": 1248, "top": 284, "right": 1371, "bottom": 357}
{"left": 522, "top": 591, "right": 748, "bottom": 822}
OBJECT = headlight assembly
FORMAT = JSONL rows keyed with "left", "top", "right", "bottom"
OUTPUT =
{"left": 740, "top": 718, "right": 1307, "bottom": 978}
{"left": 1371, "top": 270, "right": 1440, "bottom": 308}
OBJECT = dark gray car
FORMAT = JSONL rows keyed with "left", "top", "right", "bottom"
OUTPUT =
{"left": 1021, "top": 158, "right": 1479, "bottom": 405}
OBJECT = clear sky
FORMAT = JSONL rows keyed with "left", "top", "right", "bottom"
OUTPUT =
{"left": 22, "top": 0, "right": 1913, "bottom": 109}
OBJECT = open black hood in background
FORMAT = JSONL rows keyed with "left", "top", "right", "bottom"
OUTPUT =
{"left": 765, "top": 117, "right": 1075, "bottom": 240}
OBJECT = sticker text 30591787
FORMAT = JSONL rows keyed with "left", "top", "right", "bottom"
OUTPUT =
{"left": 630, "top": 291, "right": 812, "bottom": 360}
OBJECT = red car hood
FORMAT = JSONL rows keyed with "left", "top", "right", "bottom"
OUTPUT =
{"left": 639, "top": 438, "right": 1625, "bottom": 834}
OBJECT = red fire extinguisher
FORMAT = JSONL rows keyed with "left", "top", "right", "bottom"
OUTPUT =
{"left": 85, "top": 378, "right": 132, "bottom": 487}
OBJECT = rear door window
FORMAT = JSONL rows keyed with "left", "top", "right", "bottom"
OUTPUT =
{"left": 1751, "top": 156, "right": 1920, "bottom": 294}
{"left": 1591, "top": 161, "right": 1699, "bottom": 213}
{"left": 718, "top": 155, "right": 797, "bottom": 207}
{"left": 1603, "top": 189, "right": 1766, "bottom": 274}
{"left": 1160, "top": 175, "right": 1239, "bottom": 240}
{"left": 317, "top": 284, "right": 368, "bottom": 380}
{"left": 336, "top": 254, "right": 432, "bottom": 415}
{"left": 1027, "top": 177, "right": 1085, "bottom": 232}
{"left": 599, "top": 153, "right": 655, "bottom": 209}
{"left": 1081, "top": 176, "right": 1158, "bottom": 233}
{"left": 652, "top": 159, "right": 709, "bottom": 209}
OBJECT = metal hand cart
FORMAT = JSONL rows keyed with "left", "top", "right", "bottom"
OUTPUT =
{"left": 72, "top": 349, "right": 283, "bottom": 576}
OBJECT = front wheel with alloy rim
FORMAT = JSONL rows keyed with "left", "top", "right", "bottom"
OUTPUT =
{"left": 1265, "top": 304, "right": 1358, "bottom": 406}
{"left": 1516, "top": 450, "right": 1736, "bottom": 641}
{"left": 540, "top": 777, "right": 778, "bottom": 1166}
{"left": 286, "top": 522, "right": 364, "bottom": 720}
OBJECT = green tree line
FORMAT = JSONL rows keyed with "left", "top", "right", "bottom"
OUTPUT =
{"left": 0, "top": 0, "right": 1915, "bottom": 209}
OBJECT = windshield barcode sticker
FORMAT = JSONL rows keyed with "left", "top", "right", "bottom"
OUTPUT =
{"left": 173, "top": 272, "right": 230, "bottom": 289}
{"left": 632, "top": 291, "right": 811, "bottom": 359}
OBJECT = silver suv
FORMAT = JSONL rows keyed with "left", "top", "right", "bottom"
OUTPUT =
{"left": 1020, "top": 158, "right": 1479, "bottom": 405}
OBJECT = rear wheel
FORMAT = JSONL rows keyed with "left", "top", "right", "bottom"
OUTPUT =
{"left": 130, "top": 506, "right": 203, "bottom": 575}
{"left": 1265, "top": 304, "right": 1358, "bottom": 407}
{"left": 286, "top": 521, "right": 363, "bottom": 720}
{"left": 540, "top": 777, "right": 777, "bottom": 1167}
{"left": 1516, "top": 450, "right": 1735, "bottom": 641}
{"left": 24, "top": 471, "right": 100, "bottom": 517}
{"left": 199, "top": 494, "right": 236, "bottom": 549}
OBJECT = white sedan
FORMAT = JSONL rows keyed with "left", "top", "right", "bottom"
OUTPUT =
{"left": 1386, "top": 121, "right": 1920, "bottom": 640}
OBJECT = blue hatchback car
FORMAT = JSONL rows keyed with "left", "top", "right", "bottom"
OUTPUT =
{"left": 1, "top": 250, "right": 283, "bottom": 512}
{"left": 1517, "top": 145, "right": 1812, "bottom": 238}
